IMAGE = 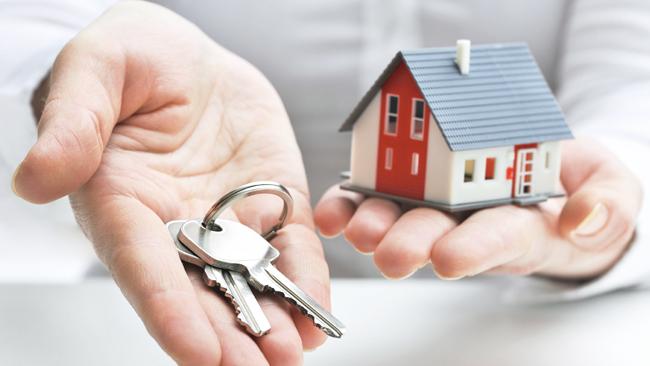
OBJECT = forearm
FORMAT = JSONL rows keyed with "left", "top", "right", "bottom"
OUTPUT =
{"left": 557, "top": 0, "right": 650, "bottom": 268}
{"left": 513, "top": 0, "right": 650, "bottom": 301}
{"left": 557, "top": 0, "right": 650, "bottom": 140}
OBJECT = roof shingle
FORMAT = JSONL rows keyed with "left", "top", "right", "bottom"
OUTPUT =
{"left": 339, "top": 43, "right": 573, "bottom": 151}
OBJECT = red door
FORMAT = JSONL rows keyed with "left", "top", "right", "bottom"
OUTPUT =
{"left": 376, "top": 61, "right": 430, "bottom": 200}
{"left": 511, "top": 143, "right": 538, "bottom": 198}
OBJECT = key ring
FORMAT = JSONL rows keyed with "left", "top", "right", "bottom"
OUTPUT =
{"left": 202, "top": 181, "right": 294, "bottom": 240}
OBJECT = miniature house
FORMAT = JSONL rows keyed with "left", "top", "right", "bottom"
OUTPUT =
{"left": 339, "top": 41, "right": 573, "bottom": 212}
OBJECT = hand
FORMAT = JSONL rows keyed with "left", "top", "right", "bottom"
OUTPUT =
{"left": 12, "top": 2, "right": 329, "bottom": 364}
{"left": 315, "top": 139, "right": 642, "bottom": 281}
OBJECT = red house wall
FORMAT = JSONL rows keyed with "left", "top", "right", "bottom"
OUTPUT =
{"left": 376, "top": 61, "right": 430, "bottom": 200}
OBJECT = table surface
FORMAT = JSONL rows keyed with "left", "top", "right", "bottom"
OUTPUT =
{"left": 1, "top": 279, "right": 648, "bottom": 366}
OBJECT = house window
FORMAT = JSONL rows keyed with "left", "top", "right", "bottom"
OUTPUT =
{"left": 410, "top": 99, "right": 425, "bottom": 140}
{"left": 485, "top": 157, "right": 496, "bottom": 180}
{"left": 385, "top": 147, "right": 393, "bottom": 170}
{"left": 385, "top": 95, "right": 399, "bottom": 135}
{"left": 464, "top": 159, "right": 475, "bottom": 182}
{"left": 411, "top": 153, "right": 420, "bottom": 175}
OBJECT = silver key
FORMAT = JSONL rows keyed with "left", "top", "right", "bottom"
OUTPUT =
{"left": 166, "top": 220, "right": 271, "bottom": 337}
{"left": 179, "top": 219, "right": 346, "bottom": 338}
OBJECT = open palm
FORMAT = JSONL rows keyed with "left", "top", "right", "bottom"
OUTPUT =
{"left": 315, "top": 138, "right": 640, "bottom": 282}
{"left": 13, "top": 2, "right": 328, "bottom": 365}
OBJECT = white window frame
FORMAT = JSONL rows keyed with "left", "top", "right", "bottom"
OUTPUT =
{"left": 411, "top": 153, "right": 420, "bottom": 175}
{"left": 384, "top": 94, "right": 399, "bottom": 136}
{"left": 515, "top": 149, "right": 535, "bottom": 196}
{"left": 464, "top": 159, "right": 475, "bottom": 183}
{"left": 410, "top": 98, "right": 425, "bottom": 140}
{"left": 545, "top": 151, "right": 551, "bottom": 170}
{"left": 385, "top": 147, "right": 393, "bottom": 170}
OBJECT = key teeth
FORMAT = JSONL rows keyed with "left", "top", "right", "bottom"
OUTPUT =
{"left": 212, "top": 281, "right": 269, "bottom": 337}
{"left": 261, "top": 285, "right": 343, "bottom": 338}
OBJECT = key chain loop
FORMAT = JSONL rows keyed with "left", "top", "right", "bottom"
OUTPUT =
{"left": 202, "top": 181, "right": 294, "bottom": 240}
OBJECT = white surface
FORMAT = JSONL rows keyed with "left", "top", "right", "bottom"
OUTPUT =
{"left": 1, "top": 279, "right": 648, "bottom": 366}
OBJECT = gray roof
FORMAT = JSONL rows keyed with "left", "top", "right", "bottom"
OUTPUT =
{"left": 339, "top": 43, "right": 573, "bottom": 151}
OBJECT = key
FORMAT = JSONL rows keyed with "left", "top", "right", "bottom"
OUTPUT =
{"left": 179, "top": 218, "right": 346, "bottom": 338}
{"left": 166, "top": 220, "right": 271, "bottom": 337}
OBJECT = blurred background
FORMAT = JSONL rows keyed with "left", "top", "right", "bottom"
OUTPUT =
{"left": 2, "top": 1, "right": 650, "bottom": 365}
{"left": 0, "top": 0, "right": 572, "bottom": 282}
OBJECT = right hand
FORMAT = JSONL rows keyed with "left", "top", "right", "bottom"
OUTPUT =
{"left": 314, "top": 139, "right": 641, "bottom": 282}
{"left": 13, "top": 1, "right": 331, "bottom": 364}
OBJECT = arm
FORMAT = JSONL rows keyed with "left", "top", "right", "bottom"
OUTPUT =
{"left": 518, "top": 0, "right": 650, "bottom": 301}
{"left": 313, "top": 1, "right": 646, "bottom": 294}
{"left": 0, "top": 0, "right": 114, "bottom": 97}
{"left": 0, "top": 0, "right": 114, "bottom": 170}
{"left": 10, "top": 2, "right": 329, "bottom": 364}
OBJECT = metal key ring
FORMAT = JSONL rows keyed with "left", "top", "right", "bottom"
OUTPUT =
{"left": 202, "top": 181, "right": 294, "bottom": 240}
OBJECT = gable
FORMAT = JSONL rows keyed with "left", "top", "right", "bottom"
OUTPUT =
{"left": 340, "top": 43, "right": 573, "bottom": 151}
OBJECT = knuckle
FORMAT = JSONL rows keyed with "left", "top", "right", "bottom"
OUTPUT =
{"left": 274, "top": 223, "right": 322, "bottom": 254}
{"left": 59, "top": 31, "right": 124, "bottom": 72}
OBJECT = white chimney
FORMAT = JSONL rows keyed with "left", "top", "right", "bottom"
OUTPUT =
{"left": 455, "top": 39, "right": 471, "bottom": 75}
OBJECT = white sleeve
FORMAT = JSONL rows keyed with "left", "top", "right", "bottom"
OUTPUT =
{"left": 0, "top": 0, "right": 115, "bottom": 169}
{"left": 0, "top": 0, "right": 116, "bottom": 283}
{"left": 0, "top": 0, "right": 115, "bottom": 96}
{"left": 505, "top": 0, "right": 650, "bottom": 303}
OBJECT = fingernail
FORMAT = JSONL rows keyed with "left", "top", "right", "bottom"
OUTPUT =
{"left": 572, "top": 203, "right": 608, "bottom": 237}
{"left": 317, "top": 229, "right": 338, "bottom": 239}
{"left": 304, "top": 347, "right": 317, "bottom": 353}
{"left": 380, "top": 268, "right": 417, "bottom": 280}
{"left": 352, "top": 245, "right": 374, "bottom": 256}
{"left": 319, "top": 233, "right": 337, "bottom": 239}
{"left": 433, "top": 269, "right": 465, "bottom": 281}
{"left": 11, "top": 163, "right": 22, "bottom": 197}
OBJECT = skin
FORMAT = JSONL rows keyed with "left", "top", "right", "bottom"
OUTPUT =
{"left": 315, "top": 139, "right": 643, "bottom": 281}
{"left": 12, "top": 2, "right": 329, "bottom": 365}
{"left": 10, "top": 0, "right": 644, "bottom": 363}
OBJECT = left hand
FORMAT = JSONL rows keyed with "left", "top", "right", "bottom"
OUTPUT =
{"left": 314, "top": 139, "right": 642, "bottom": 280}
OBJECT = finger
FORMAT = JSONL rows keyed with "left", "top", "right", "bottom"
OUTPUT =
{"left": 80, "top": 197, "right": 221, "bottom": 365}
{"left": 13, "top": 31, "right": 126, "bottom": 203}
{"left": 234, "top": 190, "right": 331, "bottom": 349}
{"left": 558, "top": 140, "right": 642, "bottom": 250}
{"left": 343, "top": 198, "right": 401, "bottom": 253}
{"left": 373, "top": 208, "right": 457, "bottom": 279}
{"left": 271, "top": 223, "right": 330, "bottom": 350}
{"left": 431, "top": 205, "right": 553, "bottom": 279}
{"left": 314, "top": 185, "right": 363, "bottom": 238}
{"left": 255, "top": 296, "right": 303, "bottom": 366}
{"left": 187, "top": 268, "right": 268, "bottom": 366}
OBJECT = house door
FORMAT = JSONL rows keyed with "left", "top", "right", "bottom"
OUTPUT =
{"left": 514, "top": 148, "right": 535, "bottom": 197}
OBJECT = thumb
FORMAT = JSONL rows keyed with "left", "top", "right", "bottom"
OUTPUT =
{"left": 558, "top": 140, "right": 642, "bottom": 250}
{"left": 12, "top": 35, "right": 125, "bottom": 203}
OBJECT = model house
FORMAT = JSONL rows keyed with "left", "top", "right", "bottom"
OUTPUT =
{"left": 339, "top": 40, "right": 573, "bottom": 212}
